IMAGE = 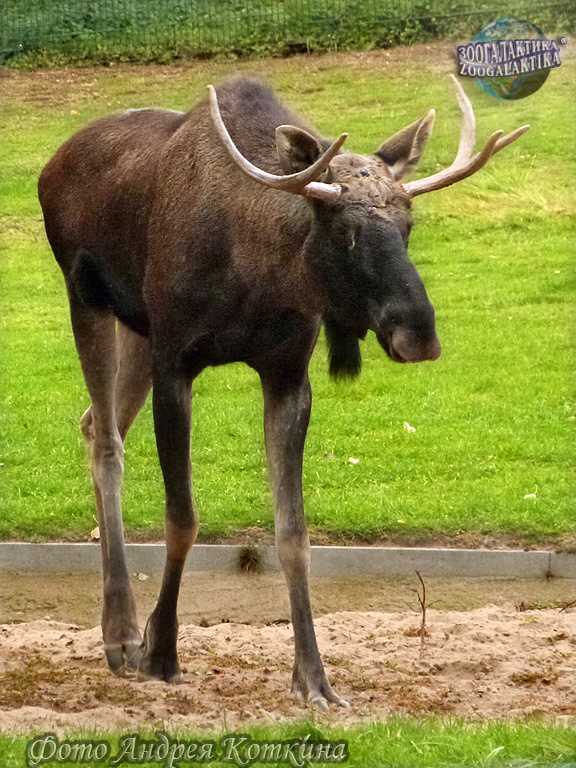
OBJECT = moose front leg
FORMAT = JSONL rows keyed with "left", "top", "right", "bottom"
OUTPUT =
{"left": 138, "top": 366, "right": 198, "bottom": 683}
{"left": 261, "top": 370, "right": 349, "bottom": 709}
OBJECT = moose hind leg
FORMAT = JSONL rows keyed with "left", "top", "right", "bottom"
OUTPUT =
{"left": 70, "top": 300, "right": 141, "bottom": 675}
{"left": 115, "top": 324, "right": 152, "bottom": 439}
{"left": 81, "top": 323, "right": 152, "bottom": 443}
{"left": 261, "top": 370, "right": 349, "bottom": 710}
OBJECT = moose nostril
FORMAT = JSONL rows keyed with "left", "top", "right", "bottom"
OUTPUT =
{"left": 427, "top": 336, "right": 441, "bottom": 361}
{"left": 391, "top": 327, "right": 441, "bottom": 363}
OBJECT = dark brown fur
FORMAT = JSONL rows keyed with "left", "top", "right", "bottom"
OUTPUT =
{"left": 38, "top": 77, "right": 440, "bottom": 705}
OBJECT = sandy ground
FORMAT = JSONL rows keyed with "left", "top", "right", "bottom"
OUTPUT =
{"left": 1, "top": 571, "right": 576, "bottom": 627}
{"left": 1, "top": 573, "right": 575, "bottom": 733}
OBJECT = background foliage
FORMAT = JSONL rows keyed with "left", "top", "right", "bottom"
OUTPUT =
{"left": 1, "top": 0, "right": 575, "bottom": 67}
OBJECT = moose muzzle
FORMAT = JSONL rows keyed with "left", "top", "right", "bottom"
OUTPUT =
{"left": 389, "top": 326, "right": 441, "bottom": 363}
{"left": 377, "top": 324, "right": 441, "bottom": 364}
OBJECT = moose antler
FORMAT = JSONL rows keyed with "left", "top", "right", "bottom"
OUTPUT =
{"left": 208, "top": 85, "right": 346, "bottom": 202}
{"left": 402, "top": 75, "right": 530, "bottom": 197}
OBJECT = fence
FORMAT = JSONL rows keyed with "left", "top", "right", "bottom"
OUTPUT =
{"left": 1, "top": 0, "right": 573, "bottom": 66}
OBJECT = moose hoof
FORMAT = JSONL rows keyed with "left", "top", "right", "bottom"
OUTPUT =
{"left": 138, "top": 614, "right": 182, "bottom": 683}
{"left": 306, "top": 690, "right": 350, "bottom": 711}
{"left": 291, "top": 668, "right": 350, "bottom": 710}
{"left": 137, "top": 652, "right": 183, "bottom": 684}
{"left": 105, "top": 641, "right": 142, "bottom": 677}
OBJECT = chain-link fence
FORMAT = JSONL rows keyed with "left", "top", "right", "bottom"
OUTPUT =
{"left": 2, "top": 0, "right": 573, "bottom": 65}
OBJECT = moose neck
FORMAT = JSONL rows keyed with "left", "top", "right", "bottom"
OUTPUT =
{"left": 302, "top": 212, "right": 370, "bottom": 337}
{"left": 246, "top": 192, "right": 328, "bottom": 319}
{"left": 260, "top": 196, "right": 367, "bottom": 332}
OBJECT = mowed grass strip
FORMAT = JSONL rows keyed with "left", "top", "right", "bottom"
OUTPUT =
{"left": 0, "top": 48, "right": 574, "bottom": 543}
{"left": 0, "top": 719, "right": 575, "bottom": 767}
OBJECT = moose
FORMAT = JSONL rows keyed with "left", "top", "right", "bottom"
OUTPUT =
{"left": 39, "top": 74, "right": 528, "bottom": 709}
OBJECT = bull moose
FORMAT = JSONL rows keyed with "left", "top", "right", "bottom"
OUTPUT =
{"left": 38, "top": 74, "right": 528, "bottom": 709}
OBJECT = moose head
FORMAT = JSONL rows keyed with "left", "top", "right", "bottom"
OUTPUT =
{"left": 209, "top": 77, "right": 528, "bottom": 373}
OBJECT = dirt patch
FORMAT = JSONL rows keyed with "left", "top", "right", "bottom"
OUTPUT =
{"left": 9, "top": 529, "right": 576, "bottom": 551}
{"left": 196, "top": 528, "right": 576, "bottom": 552}
{"left": 0, "top": 605, "right": 575, "bottom": 734}
{"left": 2, "top": 571, "right": 576, "bottom": 627}
{"left": 2, "top": 37, "right": 572, "bottom": 109}
{"left": 0, "top": 41, "right": 457, "bottom": 108}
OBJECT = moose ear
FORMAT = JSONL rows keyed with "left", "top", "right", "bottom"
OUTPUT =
{"left": 375, "top": 110, "right": 436, "bottom": 181}
{"left": 275, "top": 125, "right": 325, "bottom": 174}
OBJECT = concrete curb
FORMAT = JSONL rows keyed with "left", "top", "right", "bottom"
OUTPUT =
{"left": 0, "top": 543, "right": 574, "bottom": 578}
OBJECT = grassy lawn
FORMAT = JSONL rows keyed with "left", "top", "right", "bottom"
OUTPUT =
{"left": 0, "top": 47, "right": 574, "bottom": 544}
{"left": 1, "top": 719, "right": 575, "bottom": 767}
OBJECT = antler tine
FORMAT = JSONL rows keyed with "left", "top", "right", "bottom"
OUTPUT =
{"left": 208, "top": 85, "right": 347, "bottom": 196}
{"left": 450, "top": 73, "right": 476, "bottom": 165}
{"left": 493, "top": 124, "right": 531, "bottom": 154}
{"left": 403, "top": 77, "right": 530, "bottom": 198}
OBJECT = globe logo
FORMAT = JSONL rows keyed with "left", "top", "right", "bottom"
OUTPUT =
{"left": 456, "top": 17, "right": 564, "bottom": 100}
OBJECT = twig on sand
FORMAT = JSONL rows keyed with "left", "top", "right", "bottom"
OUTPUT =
{"left": 410, "top": 570, "right": 430, "bottom": 655}
{"left": 559, "top": 597, "right": 576, "bottom": 613}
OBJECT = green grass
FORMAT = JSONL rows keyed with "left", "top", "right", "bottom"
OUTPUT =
{"left": 1, "top": 719, "right": 575, "bottom": 767}
{"left": 0, "top": 50, "right": 574, "bottom": 543}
